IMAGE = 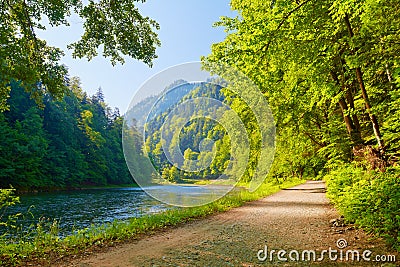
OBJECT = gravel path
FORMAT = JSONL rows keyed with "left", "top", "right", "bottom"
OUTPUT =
{"left": 61, "top": 181, "right": 398, "bottom": 267}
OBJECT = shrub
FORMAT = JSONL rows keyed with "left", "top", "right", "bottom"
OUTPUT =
{"left": 325, "top": 165, "right": 400, "bottom": 251}
{"left": 0, "top": 189, "right": 21, "bottom": 232}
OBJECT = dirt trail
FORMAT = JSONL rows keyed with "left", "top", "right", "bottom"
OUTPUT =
{"left": 60, "top": 181, "right": 398, "bottom": 267}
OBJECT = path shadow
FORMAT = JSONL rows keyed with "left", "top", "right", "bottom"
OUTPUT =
{"left": 282, "top": 188, "right": 326, "bottom": 193}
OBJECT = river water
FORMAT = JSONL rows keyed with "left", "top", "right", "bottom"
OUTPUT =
{"left": 7, "top": 187, "right": 170, "bottom": 236}
{"left": 6, "top": 185, "right": 233, "bottom": 237}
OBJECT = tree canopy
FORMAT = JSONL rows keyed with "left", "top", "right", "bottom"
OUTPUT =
{"left": 203, "top": 0, "right": 400, "bottom": 176}
{"left": 0, "top": 0, "right": 160, "bottom": 111}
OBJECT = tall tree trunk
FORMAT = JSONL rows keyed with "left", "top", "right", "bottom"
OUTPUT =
{"left": 338, "top": 98, "right": 362, "bottom": 144}
{"left": 346, "top": 86, "right": 361, "bottom": 134}
{"left": 344, "top": 14, "right": 385, "bottom": 153}
{"left": 386, "top": 64, "right": 393, "bottom": 83}
{"left": 386, "top": 63, "right": 394, "bottom": 91}
{"left": 331, "top": 71, "right": 363, "bottom": 145}
{"left": 355, "top": 68, "right": 385, "bottom": 150}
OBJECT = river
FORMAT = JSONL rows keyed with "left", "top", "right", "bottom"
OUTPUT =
{"left": 5, "top": 185, "right": 233, "bottom": 237}
{"left": 6, "top": 187, "right": 170, "bottom": 237}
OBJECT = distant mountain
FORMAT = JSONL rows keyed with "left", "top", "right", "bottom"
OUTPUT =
{"left": 125, "top": 79, "right": 219, "bottom": 128}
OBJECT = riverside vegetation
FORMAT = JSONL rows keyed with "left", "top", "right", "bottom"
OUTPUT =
{"left": 1, "top": 0, "right": 400, "bottom": 266}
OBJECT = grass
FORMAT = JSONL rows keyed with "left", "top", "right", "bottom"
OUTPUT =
{"left": 0, "top": 178, "right": 304, "bottom": 266}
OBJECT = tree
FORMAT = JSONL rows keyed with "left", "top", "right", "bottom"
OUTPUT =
{"left": 203, "top": 0, "right": 400, "bottom": 172}
{"left": 0, "top": 105, "right": 49, "bottom": 189}
{"left": 0, "top": 0, "right": 160, "bottom": 111}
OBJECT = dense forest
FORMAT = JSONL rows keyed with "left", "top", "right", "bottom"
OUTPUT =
{"left": 0, "top": 79, "right": 133, "bottom": 190}
{"left": 204, "top": 0, "right": 400, "bottom": 174}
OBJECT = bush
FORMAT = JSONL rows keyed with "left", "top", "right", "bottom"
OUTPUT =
{"left": 0, "top": 189, "right": 21, "bottom": 232}
{"left": 325, "top": 165, "right": 400, "bottom": 251}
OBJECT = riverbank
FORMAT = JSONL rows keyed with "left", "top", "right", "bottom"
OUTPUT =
{"left": 0, "top": 179, "right": 304, "bottom": 266}
{"left": 15, "top": 183, "right": 140, "bottom": 195}
{"left": 60, "top": 181, "right": 399, "bottom": 267}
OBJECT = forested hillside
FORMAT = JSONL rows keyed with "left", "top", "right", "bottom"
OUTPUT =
{"left": 144, "top": 81, "right": 228, "bottom": 182}
{"left": 0, "top": 78, "right": 133, "bottom": 190}
{"left": 142, "top": 79, "right": 270, "bottom": 184}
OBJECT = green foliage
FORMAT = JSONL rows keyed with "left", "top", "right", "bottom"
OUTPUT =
{"left": 68, "top": 0, "right": 160, "bottom": 66}
{"left": 0, "top": 0, "right": 160, "bottom": 111}
{"left": 144, "top": 82, "right": 228, "bottom": 182}
{"left": 325, "top": 165, "right": 400, "bottom": 250}
{"left": 204, "top": 0, "right": 400, "bottom": 175}
{"left": 383, "top": 66, "right": 400, "bottom": 162}
{"left": 143, "top": 81, "right": 266, "bottom": 184}
{"left": 0, "top": 79, "right": 134, "bottom": 189}
{"left": 0, "top": 0, "right": 399, "bottom": 262}
{"left": 0, "top": 189, "right": 20, "bottom": 231}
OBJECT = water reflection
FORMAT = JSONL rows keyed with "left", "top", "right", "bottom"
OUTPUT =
{"left": 143, "top": 185, "right": 234, "bottom": 207}
{"left": 7, "top": 187, "right": 169, "bottom": 236}
{"left": 5, "top": 185, "right": 234, "bottom": 236}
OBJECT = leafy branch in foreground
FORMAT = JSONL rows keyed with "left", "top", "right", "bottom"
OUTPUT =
{"left": 0, "top": 0, "right": 160, "bottom": 111}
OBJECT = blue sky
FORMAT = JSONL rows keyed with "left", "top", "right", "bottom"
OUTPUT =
{"left": 37, "top": 0, "right": 236, "bottom": 112}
